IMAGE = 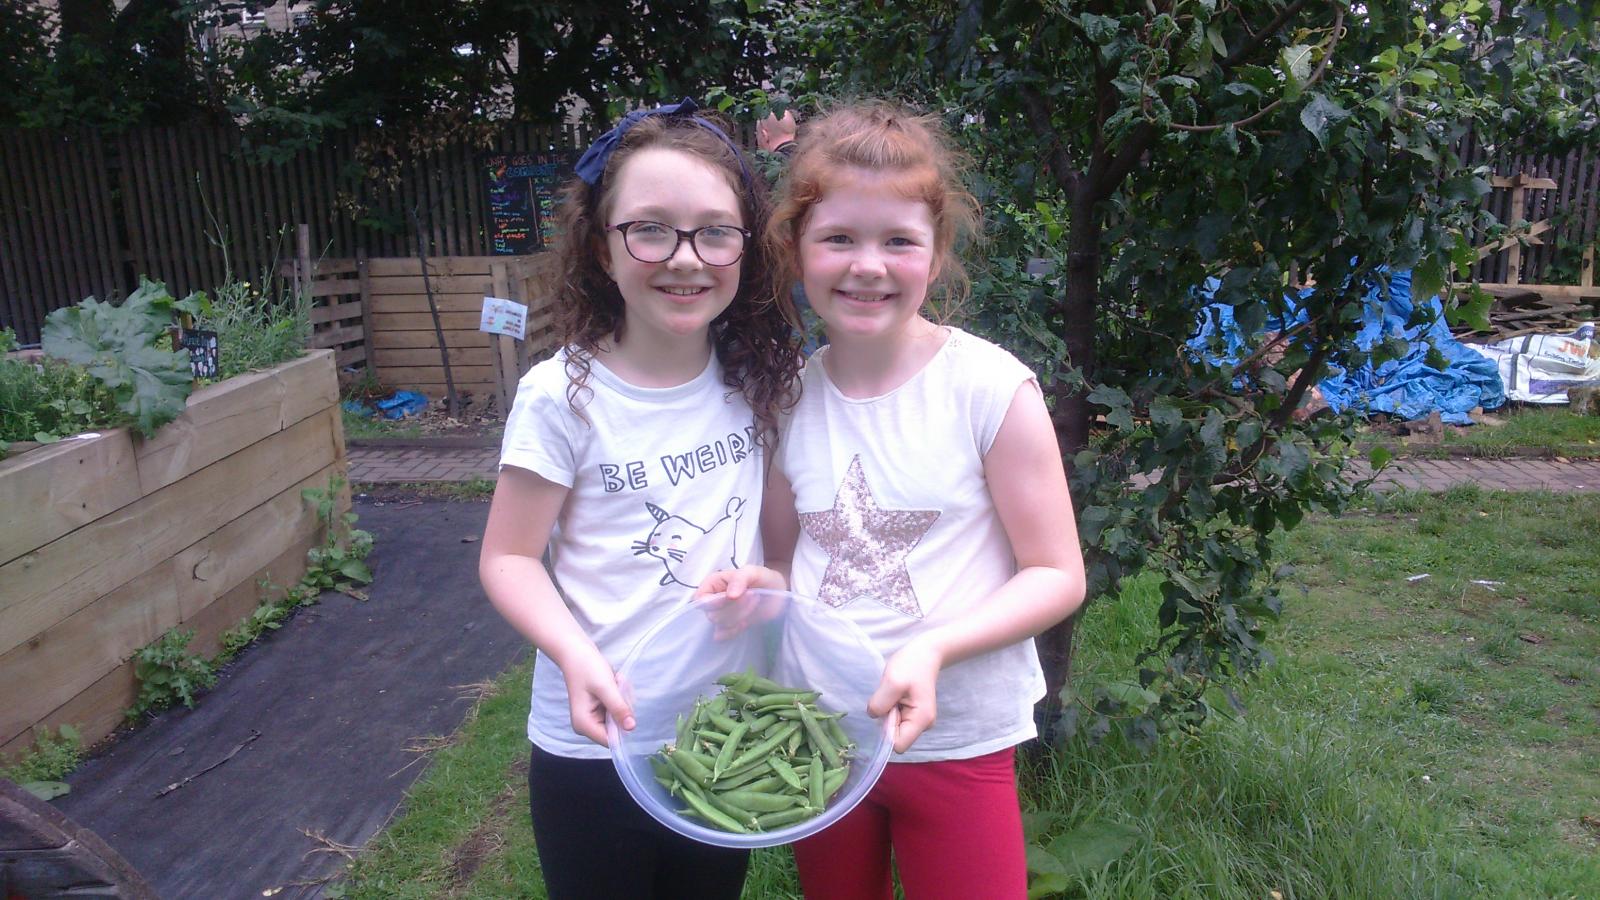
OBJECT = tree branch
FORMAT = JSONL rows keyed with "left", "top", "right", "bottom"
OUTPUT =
{"left": 1018, "top": 82, "right": 1080, "bottom": 195}
{"left": 1171, "top": 5, "right": 1344, "bottom": 133}
{"left": 1224, "top": 0, "right": 1317, "bottom": 69}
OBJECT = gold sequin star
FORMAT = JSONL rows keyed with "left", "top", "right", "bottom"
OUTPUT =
{"left": 799, "top": 455, "right": 939, "bottom": 618}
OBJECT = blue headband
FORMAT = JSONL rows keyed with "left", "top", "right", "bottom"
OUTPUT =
{"left": 574, "top": 97, "right": 753, "bottom": 190}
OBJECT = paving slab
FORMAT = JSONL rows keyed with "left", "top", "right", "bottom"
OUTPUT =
{"left": 52, "top": 499, "right": 522, "bottom": 900}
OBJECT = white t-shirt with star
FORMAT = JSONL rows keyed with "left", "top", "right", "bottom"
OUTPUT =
{"left": 500, "top": 348, "right": 765, "bottom": 759}
{"left": 777, "top": 327, "right": 1046, "bottom": 762}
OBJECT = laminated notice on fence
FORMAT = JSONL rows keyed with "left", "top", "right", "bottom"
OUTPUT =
{"left": 480, "top": 297, "right": 528, "bottom": 340}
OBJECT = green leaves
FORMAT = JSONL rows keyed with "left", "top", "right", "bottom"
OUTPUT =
{"left": 1299, "top": 93, "right": 1351, "bottom": 149}
{"left": 1026, "top": 822, "right": 1141, "bottom": 897}
{"left": 130, "top": 627, "right": 218, "bottom": 718}
{"left": 41, "top": 278, "right": 200, "bottom": 437}
{"left": 1279, "top": 44, "right": 1315, "bottom": 100}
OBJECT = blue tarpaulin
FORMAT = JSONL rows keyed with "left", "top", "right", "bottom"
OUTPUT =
{"left": 1190, "top": 269, "right": 1504, "bottom": 425}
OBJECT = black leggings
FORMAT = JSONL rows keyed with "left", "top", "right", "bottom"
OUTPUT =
{"left": 527, "top": 743, "right": 749, "bottom": 900}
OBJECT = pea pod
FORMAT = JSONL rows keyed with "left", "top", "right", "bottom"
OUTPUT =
{"left": 755, "top": 807, "right": 818, "bottom": 829}
{"left": 807, "top": 756, "right": 825, "bottom": 810}
{"left": 723, "top": 721, "right": 801, "bottom": 775}
{"left": 719, "top": 789, "right": 802, "bottom": 813}
{"left": 768, "top": 756, "right": 807, "bottom": 792}
{"left": 681, "top": 788, "right": 750, "bottom": 833}
{"left": 668, "top": 748, "right": 713, "bottom": 787}
{"left": 752, "top": 690, "right": 820, "bottom": 709}
{"left": 798, "top": 703, "right": 842, "bottom": 769}
{"left": 713, "top": 722, "right": 750, "bottom": 777}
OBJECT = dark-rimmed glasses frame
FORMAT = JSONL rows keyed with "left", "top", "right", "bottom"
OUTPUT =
{"left": 607, "top": 221, "right": 750, "bottom": 267}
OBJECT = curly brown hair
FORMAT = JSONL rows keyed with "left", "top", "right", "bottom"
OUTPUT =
{"left": 552, "top": 112, "right": 801, "bottom": 451}
{"left": 766, "top": 100, "right": 981, "bottom": 322}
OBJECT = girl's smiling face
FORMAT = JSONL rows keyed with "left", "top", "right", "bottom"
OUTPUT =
{"left": 798, "top": 168, "right": 939, "bottom": 346}
{"left": 602, "top": 147, "right": 744, "bottom": 348}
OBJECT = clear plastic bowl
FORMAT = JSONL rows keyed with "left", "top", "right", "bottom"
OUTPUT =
{"left": 606, "top": 589, "right": 894, "bottom": 848}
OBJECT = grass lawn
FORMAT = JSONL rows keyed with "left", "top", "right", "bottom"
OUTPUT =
{"left": 1364, "top": 405, "right": 1600, "bottom": 459}
{"left": 329, "top": 487, "right": 1600, "bottom": 899}
{"left": 1436, "top": 406, "right": 1600, "bottom": 458}
{"left": 342, "top": 407, "right": 426, "bottom": 441}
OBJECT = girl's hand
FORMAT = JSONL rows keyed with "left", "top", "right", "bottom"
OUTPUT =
{"left": 868, "top": 636, "right": 945, "bottom": 753}
{"left": 697, "top": 565, "right": 787, "bottom": 640}
{"left": 558, "top": 645, "right": 635, "bottom": 746}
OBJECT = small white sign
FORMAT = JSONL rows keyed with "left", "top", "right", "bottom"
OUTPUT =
{"left": 480, "top": 296, "right": 528, "bottom": 340}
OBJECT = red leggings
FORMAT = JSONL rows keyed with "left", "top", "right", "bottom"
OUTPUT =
{"left": 791, "top": 747, "right": 1026, "bottom": 900}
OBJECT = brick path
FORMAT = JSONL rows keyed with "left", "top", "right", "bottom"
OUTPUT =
{"left": 346, "top": 445, "right": 1600, "bottom": 492}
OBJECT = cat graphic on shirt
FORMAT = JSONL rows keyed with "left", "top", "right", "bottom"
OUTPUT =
{"left": 632, "top": 497, "right": 745, "bottom": 587}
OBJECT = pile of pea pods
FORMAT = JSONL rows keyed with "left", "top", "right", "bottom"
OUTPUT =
{"left": 649, "top": 669, "right": 855, "bottom": 834}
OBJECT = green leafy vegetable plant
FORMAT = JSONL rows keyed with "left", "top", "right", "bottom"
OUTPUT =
{"left": 41, "top": 278, "right": 209, "bottom": 436}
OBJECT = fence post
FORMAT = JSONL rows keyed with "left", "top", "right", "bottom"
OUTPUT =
{"left": 294, "top": 224, "right": 313, "bottom": 303}
{"left": 357, "top": 248, "right": 376, "bottom": 377}
{"left": 489, "top": 260, "right": 522, "bottom": 415}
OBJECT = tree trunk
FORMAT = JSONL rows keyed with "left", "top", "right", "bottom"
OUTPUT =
{"left": 1036, "top": 178, "right": 1104, "bottom": 734}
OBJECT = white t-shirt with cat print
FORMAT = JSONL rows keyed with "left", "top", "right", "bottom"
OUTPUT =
{"left": 777, "top": 327, "right": 1045, "bottom": 763}
{"left": 500, "top": 348, "right": 765, "bottom": 759}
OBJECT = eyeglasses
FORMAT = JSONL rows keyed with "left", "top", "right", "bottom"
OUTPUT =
{"left": 607, "top": 221, "right": 750, "bottom": 267}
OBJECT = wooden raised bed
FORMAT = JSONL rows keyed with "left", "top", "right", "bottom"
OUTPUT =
{"left": 0, "top": 349, "right": 348, "bottom": 760}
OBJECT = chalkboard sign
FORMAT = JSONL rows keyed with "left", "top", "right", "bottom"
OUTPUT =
{"left": 178, "top": 329, "right": 219, "bottom": 379}
{"left": 483, "top": 151, "right": 577, "bottom": 255}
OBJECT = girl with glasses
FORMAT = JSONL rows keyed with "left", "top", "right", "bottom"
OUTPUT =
{"left": 479, "top": 100, "right": 801, "bottom": 899}
{"left": 701, "top": 101, "right": 1087, "bottom": 899}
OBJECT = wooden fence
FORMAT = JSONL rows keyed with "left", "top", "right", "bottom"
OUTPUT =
{"left": 2, "top": 123, "right": 1596, "bottom": 346}
{"left": 0, "top": 123, "right": 587, "bottom": 345}
{"left": 295, "top": 252, "right": 560, "bottom": 403}
{"left": 1460, "top": 134, "right": 1600, "bottom": 287}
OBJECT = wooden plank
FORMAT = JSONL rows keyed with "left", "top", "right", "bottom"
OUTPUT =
{"left": 310, "top": 278, "right": 363, "bottom": 298}
{"left": 365, "top": 274, "right": 495, "bottom": 295}
{"left": 373, "top": 347, "right": 495, "bottom": 368}
{"left": 1489, "top": 174, "right": 1558, "bottom": 189}
{"left": 0, "top": 432, "right": 142, "bottom": 567}
{"left": 311, "top": 259, "right": 362, "bottom": 276}
{"left": 335, "top": 346, "right": 366, "bottom": 369}
{"left": 310, "top": 324, "right": 365, "bottom": 349}
{"left": 0, "top": 463, "right": 332, "bottom": 748}
{"left": 365, "top": 256, "right": 505, "bottom": 277}
{"left": 133, "top": 350, "right": 338, "bottom": 494}
{"left": 0, "top": 562, "right": 178, "bottom": 751}
{"left": 311, "top": 300, "right": 364, "bottom": 324}
{"left": 369, "top": 293, "right": 493, "bottom": 314}
{"left": 0, "top": 406, "right": 342, "bottom": 658}
{"left": 181, "top": 524, "right": 324, "bottom": 662}
{"left": 371, "top": 311, "right": 482, "bottom": 331}
{"left": 1, "top": 654, "right": 137, "bottom": 762}
{"left": 372, "top": 365, "right": 497, "bottom": 384}
{"left": 383, "top": 381, "right": 498, "bottom": 397}
{"left": 275, "top": 351, "right": 341, "bottom": 431}
{"left": 371, "top": 329, "right": 490, "bottom": 350}
{"left": 1473, "top": 220, "right": 1553, "bottom": 260}
{"left": 1461, "top": 282, "right": 1600, "bottom": 300}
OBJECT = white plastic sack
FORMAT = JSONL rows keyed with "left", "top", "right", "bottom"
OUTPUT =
{"left": 1465, "top": 323, "right": 1600, "bottom": 404}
